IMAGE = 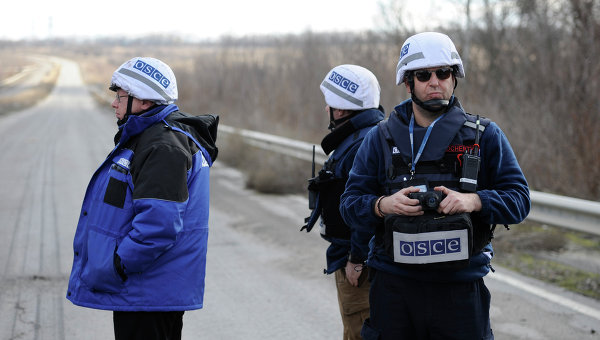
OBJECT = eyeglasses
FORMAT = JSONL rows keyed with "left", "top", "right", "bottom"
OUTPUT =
{"left": 115, "top": 93, "right": 129, "bottom": 104}
{"left": 414, "top": 67, "right": 454, "bottom": 82}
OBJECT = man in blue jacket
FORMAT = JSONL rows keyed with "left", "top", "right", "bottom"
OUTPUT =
{"left": 340, "top": 32, "right": 530, "bottom": 339}
{"left": 66, "top": 57, "right": 218, "bottom": 340}
{"left": 303, "top": 64, "right": 384, "bottom": 339}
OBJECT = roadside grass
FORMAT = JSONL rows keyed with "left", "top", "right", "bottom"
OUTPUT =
{"left": 0, "top": 52, "right": 31, "bottom": 80}
{"left": 0, "top": 61, "right": 61, "bottom": 116}
{"left": 496, "top": 253, "right": 600, "bottom": 299}
{"left": 217, "top": 131, "right": 310, "bottom": 195}
{"left": 494, "top": 223, "right": 600, "bottom": 300}
{"left": 566, "top": 233, "right": 600, "bottom": 248}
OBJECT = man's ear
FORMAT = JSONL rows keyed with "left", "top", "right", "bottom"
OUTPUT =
{"left": 141, "top": 100, "right": 154, "bottom": 110}
{"left": 404, "top": 79, "right": 411, "bottom": 93}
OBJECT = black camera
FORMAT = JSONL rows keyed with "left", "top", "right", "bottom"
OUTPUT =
{"left": 409, "top": 191, "right": 445, "bottom": 211}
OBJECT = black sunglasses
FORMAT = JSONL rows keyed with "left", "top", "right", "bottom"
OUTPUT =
{"left": 413, "top": 67, "right": 454, "bottom": 82}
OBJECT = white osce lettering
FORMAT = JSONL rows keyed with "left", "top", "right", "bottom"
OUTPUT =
{"left": 393, "top": 229, "right": 469, "bottom": 264}
{"left": 447, "top": 238, "right": 460, "bottom": 252}
{"left": 328, "top": 71, "right": 360, "bottom": 94}
{"left": 432, "top": 240, "right": 444, "bottom": 253}
{"left": 133, "top": 59, "right": 171, "bottom": 89}
{"left": 416, "top": 242, "right": 428, "bottom": 255}
{"left": 401, "top": 243, "right": 413, "bottom": 256}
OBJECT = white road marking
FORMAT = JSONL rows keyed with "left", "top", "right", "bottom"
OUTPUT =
{"left": 490, "top": 271, "right": 600, "bottom": 321}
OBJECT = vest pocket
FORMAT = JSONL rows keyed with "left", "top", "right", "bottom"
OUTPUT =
{"left": 316, "top": 175, "right": 350, "bottom": 239}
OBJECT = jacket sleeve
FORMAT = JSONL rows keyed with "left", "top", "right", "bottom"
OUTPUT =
{"left": 117, "top": 142, "right": 191, "bottom": 273}
{"left": 340, "top": 127, "right": 386, "bottom": 234}
{"left": 339, "top": 140, "right": 373, "bottom": 263}
{"left": 477, "top": 122, "right": 531, "bottom": 224}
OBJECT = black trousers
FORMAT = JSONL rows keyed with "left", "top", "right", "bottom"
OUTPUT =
{"left": 363, "top": 270, "right": 493, "bottom": 340}
{"left": 113, "top": 311, "right": 184, "bottom": 340}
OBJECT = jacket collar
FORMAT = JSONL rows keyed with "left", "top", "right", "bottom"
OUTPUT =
{"left": 321, "top": 107, "right": 385, "bottom": 155}
{"left": 117, "top": 104, "right": 179, "bottom": 146}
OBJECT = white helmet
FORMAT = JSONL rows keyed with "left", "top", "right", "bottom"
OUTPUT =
{"left": 110, "top": 57, "right": 178, "bottom": 104}
{"left": 320, "top": 64, "right": 380, "bottom": 110}
{"left": 395, "top": 32, "right": 465, "bottom": 85}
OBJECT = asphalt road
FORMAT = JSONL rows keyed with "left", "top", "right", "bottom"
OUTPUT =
{"left": 0, "top": 57, "right": 599, "bottom": 340}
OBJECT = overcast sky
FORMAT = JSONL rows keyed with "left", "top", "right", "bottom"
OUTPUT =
{"left": 1, "top": 0, "right": 461, "bottom": 41}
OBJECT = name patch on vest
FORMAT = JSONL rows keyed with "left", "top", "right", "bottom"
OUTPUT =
{"left": 447, "top": 144, "right": 476, "bottom": 153}
{"left": 392, "top": 229, "right": 469, "bottom": 264}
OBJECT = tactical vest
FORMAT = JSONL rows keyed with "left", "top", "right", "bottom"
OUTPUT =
{"left": 305, "top": 128, "right": 371, "bottom": 240}
{"left": 376, "top": 110, "right": 495, "bottom": 270}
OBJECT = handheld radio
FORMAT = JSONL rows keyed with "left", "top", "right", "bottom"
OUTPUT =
{"left": 459, "top": 115, "right": 481, "bottom": 192}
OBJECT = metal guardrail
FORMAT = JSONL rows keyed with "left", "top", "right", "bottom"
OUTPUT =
{"left": 219, "top": 125, "right": 329, "bottom": 164}
{"left": 528, "top": 191, "right": 600, "bottom": 236}
{"left": 219, "top": 125, "right": 600, "bottom": 236}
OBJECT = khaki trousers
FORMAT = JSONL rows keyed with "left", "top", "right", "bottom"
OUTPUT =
{"left": 335, "top": 267, "right": 370, "bottom": 340}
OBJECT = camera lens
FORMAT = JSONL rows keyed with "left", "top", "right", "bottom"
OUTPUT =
{"left": 426, "top": 196, "right": 438, "bottom": 208}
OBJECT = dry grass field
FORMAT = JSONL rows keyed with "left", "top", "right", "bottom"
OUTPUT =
{"left": 2, "top": 29, "right": 599, "bottom": 201}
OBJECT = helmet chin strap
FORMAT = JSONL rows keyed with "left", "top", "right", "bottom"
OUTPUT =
{"left": 126, "top": 95, "right": 134, "bottom": 117}
{"left": 411, "top": 94, "right": 449, "bottom": 113}
{"left": 328, "top": 107, "right": 361, "bottom": 130}
{"left": 117, "top": 95, "right": 137, "bottom": 126}
{"left": 408, "top": 75, "right": 458, "bottom": 114}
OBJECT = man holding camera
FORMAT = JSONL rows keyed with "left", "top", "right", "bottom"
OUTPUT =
{"left": 340, "top": 32, "right": 530, "bottom": 339}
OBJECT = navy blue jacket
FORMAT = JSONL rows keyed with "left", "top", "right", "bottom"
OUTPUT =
{"left": 306, "top": 108, "right": 384, "bottom": 274}
{"left": 67, "top": 104, "right": 218, "bottom": 311}
{"left": 340, "top": 98, "right": 530, "bottom": 281}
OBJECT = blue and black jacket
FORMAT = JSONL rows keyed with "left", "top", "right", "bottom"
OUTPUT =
{"left": 67, "top": 104, "right": 218, "bottom": 311}
{"left": 340, "top": 98, "right": 530, "bottom": 282}
{"left": 304, "top": 107, "right": 384, "bottom": 274}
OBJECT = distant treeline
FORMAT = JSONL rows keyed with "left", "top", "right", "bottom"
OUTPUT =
{"left": 177, "top": 0, "right": 600, "bottom": 201}
{"left": 9, "top": 0, "right": 597, "bottom": 200}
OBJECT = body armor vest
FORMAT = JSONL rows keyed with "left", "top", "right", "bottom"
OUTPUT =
{"left": 376, "top": 109, "right": 495, "bottom": 269}
{"left": 304, "top": 128, "right": 371, "bottom": 239}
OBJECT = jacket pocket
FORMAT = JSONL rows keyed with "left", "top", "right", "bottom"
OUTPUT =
{"left": 80, "top": 228, "right": 126, "bottom": 294}
{"left": 103, "top": 176, "right": 127, "bottom": 208}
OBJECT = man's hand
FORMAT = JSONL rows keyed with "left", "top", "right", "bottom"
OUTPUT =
{"left": 378, "top": 186, "right": 424, "bottom": 216}
{"left": 435, "top": 186, "right": 482, "bottom": 215}
{"left": 345, "top": 261, "right": 363, "bottom": 287}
